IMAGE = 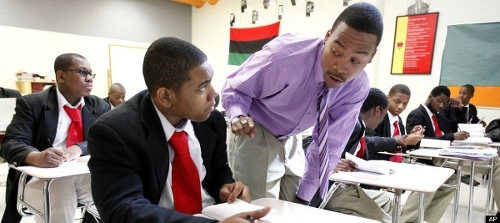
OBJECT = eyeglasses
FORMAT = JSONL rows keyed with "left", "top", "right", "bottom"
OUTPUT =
{"left": 62, "top": 68, "right": 96, "bottom": 79}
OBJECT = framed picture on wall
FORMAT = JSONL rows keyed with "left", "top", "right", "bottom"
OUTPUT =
{"left": 391, "top": 12, "right": 439, "bottom": 74}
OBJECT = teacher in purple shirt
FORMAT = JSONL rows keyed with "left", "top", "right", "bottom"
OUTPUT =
{"left": 221, "top": 2, "right": 383, "bottom": 206}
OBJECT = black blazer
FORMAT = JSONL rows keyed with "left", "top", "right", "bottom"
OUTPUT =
{"left": 88, "top": 90, "right": 233, "bottom": 223}
{"left": 342, "top": 117, "right": 369, "bottom": 160}
{"left": 366, "top": 114, "right": 405, "bottom": 161}
{"left": 0, "top": 86, "right": 110, "bottom": 223}
{"left": 441, "top": 103, "right": 479, "bottom": 132}
{"left": 0, "top": 87, "right": 22, "bottom": 98}
{"left": 406, "top": 105, "right": 454, "bottom": 141}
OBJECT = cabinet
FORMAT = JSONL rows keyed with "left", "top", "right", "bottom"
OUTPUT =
{"left": 16, "top": 81, "right": 56, "bottom": 95}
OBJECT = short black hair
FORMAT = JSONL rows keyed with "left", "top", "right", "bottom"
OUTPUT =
{"left": 143, "top": 37, "right": 207, "bottom": 93}
{"left": 331, "top": 2, "right": 384, "bottom": 46}
{"left": 54, "top": 53, "right": 86, "bottom": 73}
{"left": 361, "top": 88, "right": 388, "bottom": 113}
{"left": 109, "top": 83, "right": 125, "bottom": 93}
{"left": 388, "top": 84, "right": 411, "bottom": 96}
{"left": 430, "top": 85, "right": 451, "bottom": 98}
{"left": 461, "top": 84, "right": 475, "bottom": 95}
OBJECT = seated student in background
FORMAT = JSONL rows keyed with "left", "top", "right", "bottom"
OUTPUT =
{"left": 0, "top": 87, "right": 22, "bottom": 98}
{"left": 0, "top": 53, "right": 108, "bottom": 223}
{"left": 400, "top": 85, "right": 468, "bottom": 223}
{"left": 103, "top": 82, "right": 126, "bottom": 109}
{"left": 441, "top": 84, "right": 486, "bottom": 132}
{"left": 324, "top": 88, "right": 394, "bottom": 223}
{"left": 366, "top": 84, "right": 423, "bottom": 162}
{"left": 87, "top": 37, "right": 269, "bottom": 223}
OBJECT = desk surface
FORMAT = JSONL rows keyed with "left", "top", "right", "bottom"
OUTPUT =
{"left": 408, "top": 148, "right": 497, "bottom": 161}
{"left": 251, "top": 198, "right": 378, "bottom": 223}
{"left": 12, "top": 156, "right": 90, "bottom": 179}
{"left": 330, "top": 160, "right": 454, "bottom": 193}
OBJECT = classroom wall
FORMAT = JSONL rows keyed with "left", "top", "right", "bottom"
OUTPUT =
{"left": 0, "top": 0, "right": 191, "bottom": 98}
{"left": 192, "top": 0, "right": 500, "bottom": 123}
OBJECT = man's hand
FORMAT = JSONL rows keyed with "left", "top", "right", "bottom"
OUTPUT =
{"left": 63, "top": 145, "right": 83, "bottom": 161}
{"left": 24, "top": 148, "right": 65, "bottom": 167}
{"left": 402, "top": 133, "right": 423, "bottom": 146}
{"left": 220, "top": 181, "right": 251, "bottom": 203}
{"left": 449, "top": 97, "right": 463, "bottom": 108}
{"left": 231, "top": 116, "right": 256, "bottom": 138}
{"left": 410, "top": 125, "right": 424, "bottom": 134}
{"left": 454, "top": 131, "right": 470, "bottom": 140}
{"left": 333, "top": 159, "right": 357, "bottom": 173}
{"left": 220, "top": 206, "right": 271, "bottom": 223}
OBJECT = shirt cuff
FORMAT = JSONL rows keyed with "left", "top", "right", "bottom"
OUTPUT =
{"left": 296, "top": 181, "right": 317, "bottom": 202}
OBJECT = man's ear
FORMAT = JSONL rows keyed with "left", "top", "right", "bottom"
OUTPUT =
{"left": 155, "top": 87, "right": 176, "bottom": 109}
{"left": 323, "top": 29, "right": 332, "bottom": 45}
{"left": 369, "top": 48, "right": 377, "bottom": 63}
{"left": 56, "top": 70, "right": 65, "bottom": 84}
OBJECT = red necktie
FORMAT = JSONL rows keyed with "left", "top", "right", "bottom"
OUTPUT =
{"left": 389, "top": 121, "right": 403, "bottom": 163}
{"left": 356, "top": 137, "right": 366, "bottom": 158}
{"left": 169, "top": 131, "right": 202, "bottom": 214}
{"left": 63, "top": 105, "right": 83, "bottom": 147}
{"left": 432, "top": 114, "right": 443, "bottom": 137}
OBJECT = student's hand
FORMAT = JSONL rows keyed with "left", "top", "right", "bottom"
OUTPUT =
{"left": 231, "top": 116, "right": 256, "bottom": 138}
{"left": 333, "top": 159, "right": 357, "bottom": 173}
{"left": 402, "top": 133, "right": 424, "bottom": 146}
{"left": 410, "top": 125, "right": 424, "bottom": 134}
{"left": 454, "top": 131, "right": 470, "bottom": 140}
{"left": 220, "top": 206, "right": 271, "bottom": 223}
{"left": 63, "top": 145, "right": 83, "bottom": 161}
{"left": 449, "top": 97, "right": 463, "bottom": 108}
{"left": 220, "top": 181, "right": 251, "bottom": 203}
{"left": 479, "top": 120, "right": 487, "bottom": 127}
{"left": 23, "top": 148, "right": 65, "bottom": 167}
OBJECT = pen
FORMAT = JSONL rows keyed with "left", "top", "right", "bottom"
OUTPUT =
{"left": 47, "top": 138, "right": 53, "bottom": 147}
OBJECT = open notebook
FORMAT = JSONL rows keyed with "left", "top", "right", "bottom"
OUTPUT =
{"left": 345, "top": 153, "right": 391, "bottom": 175}
{"left": 199, "top": 199, "right": 282, "bottom": 222}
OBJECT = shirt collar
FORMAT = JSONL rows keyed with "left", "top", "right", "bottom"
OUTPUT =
{"left": 56, "top": 87, "right": 85, "bottom": 110}
{"left": 152, "top": 100, "right": 195, "bottom": 142}
{"left": 387, "top": 111, "right": 399, "bottom": 125}
{"left": 313, "top": 42, "right": 325, "bottom": 84}
{"left": 422, "top": 104, "right": 434, "bottom": 119}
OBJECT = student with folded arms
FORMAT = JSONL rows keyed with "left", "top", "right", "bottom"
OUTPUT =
{"left": 87, "top": 37, "right": 269, "bottom": 223}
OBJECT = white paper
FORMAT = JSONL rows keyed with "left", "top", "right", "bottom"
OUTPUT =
{"left": 419, "top": 138, "right": 451, "bottom": 149}
{"left": 201, "top": 199, "right": 279, "bottom": 221}
{"left": 345, "top": 153, "right": 391, "bottom": 175}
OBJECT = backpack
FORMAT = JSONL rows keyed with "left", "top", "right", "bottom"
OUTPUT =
{"left": 485, "top": 118, "right": 500, "bottom": 142}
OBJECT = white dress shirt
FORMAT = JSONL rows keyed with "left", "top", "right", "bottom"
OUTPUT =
{"left": 153, "top": 104, "right": 215, "bottom": 210}
{"left": 52, "top": 87, "right": 85, "bottom": 150}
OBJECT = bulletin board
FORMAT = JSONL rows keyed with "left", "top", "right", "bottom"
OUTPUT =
{"left": 108, "top": 44, "right": 148, "bottom": 100}
{"left": 440, "top": 22, "right": 500, "bottom": 108}
{"left": 391, "top": 13, "right": 439, "bottom": 74}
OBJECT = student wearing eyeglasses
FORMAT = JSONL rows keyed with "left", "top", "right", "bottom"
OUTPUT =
{"left": 0, "top": 53, "right": 109, "bottom": 223}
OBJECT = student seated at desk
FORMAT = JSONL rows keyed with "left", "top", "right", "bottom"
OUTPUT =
{"left": 400, "top": 85, "right": 468, "bottom": 223}
{"left": 87, "top": 37, "right": 270, "bottom": 223}
{"left": 0, "top": 87, "right": 22, "bottom": 98}
{"left": 366, "top": 84, "right": 423, "bottom": 162}
{"left": 323, "top": 88, "right": 394, "bottom": 223}
{"left": 0, "top": 53, "right": 109, "bottom": 223}
{"left": 103, "top": 82, "right": 126, "bottom": 109}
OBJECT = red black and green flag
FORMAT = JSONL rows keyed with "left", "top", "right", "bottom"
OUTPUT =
{"left": 228, "top": 21, "right": 280, "bottom": 66}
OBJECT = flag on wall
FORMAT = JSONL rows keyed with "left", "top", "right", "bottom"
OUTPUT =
{"left": 228, "top": 22, "right": 280, "bottom": 66}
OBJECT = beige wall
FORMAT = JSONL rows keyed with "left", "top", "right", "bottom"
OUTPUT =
{"left": 192, "top": 0, "right": 500, "bottom": 123}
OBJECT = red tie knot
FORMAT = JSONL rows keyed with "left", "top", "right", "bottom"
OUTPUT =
{"left": 169, "top": 131, "right": 190, "bottom": 156}
{"left": 63, "top": 105, "right": 82, "bottom": 122}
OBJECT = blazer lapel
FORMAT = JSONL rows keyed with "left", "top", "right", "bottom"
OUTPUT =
{"left": 192, "top": 121, "right": 216, "bottom": 173}
{"left": 140, "top": 94, "right": 170, "bottom": 194}
{"left": 44, "top": 87, "right": 59, "bottom": 143}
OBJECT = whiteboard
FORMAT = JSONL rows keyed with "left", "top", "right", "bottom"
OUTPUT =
{"left": 109, "top": 44, "right": 148, "bottom": 100}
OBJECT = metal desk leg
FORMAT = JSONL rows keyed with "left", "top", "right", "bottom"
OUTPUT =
{"left": 485, "top": 158, "right": 495, "bottom": 215}
{"left": 452, "top": 160, "right": 463, "bottom": 223}
{"left": 468, "top": 161, "right": 476, "bottom": 223}
{"left": 418, "top": 192, "right": 425, "bottom": 223}
{"left": 392, "top": 189, "right": 402, "bottom": 223}
{"left": 43, "top": 179, "right": 54, "bottom": 223}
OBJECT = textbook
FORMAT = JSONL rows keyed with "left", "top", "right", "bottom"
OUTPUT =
{"left": 199, "top": 199, "right": 281, "bottom": 221}
{"left": 345, "top": 153, "right": 391, "bottom": 175}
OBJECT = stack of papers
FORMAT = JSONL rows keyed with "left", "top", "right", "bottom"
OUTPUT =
{"left": 345, "top": 153, "right": 391, "bottom": 175}
{"left": 419, "top": 138, "right": 451, "bottom": 149}
{"left": 439, "top": 148, "right": 498, "bottom": 161}
{"left": 455, "top": 124, "right": 492, "bottom": 145}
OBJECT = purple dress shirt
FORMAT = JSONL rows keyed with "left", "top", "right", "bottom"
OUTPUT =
{"left": 221, "top": 33, "right": 370, "bottom": 201}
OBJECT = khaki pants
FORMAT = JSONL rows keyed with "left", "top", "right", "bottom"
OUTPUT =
{"left": 227, "top": 122, "right": 304, "bottom": 201}
{"left": 399, "top": 161, "right": 457, "bottom": 223}
{"left": 325, "top": 184, "right": 393, "bottom": 223}
{"left": 25, "top": 174, "right": 93, "bottom": 223}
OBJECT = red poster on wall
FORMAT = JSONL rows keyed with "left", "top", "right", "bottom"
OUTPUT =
{"left": 391, "top": 13, "right": 439, "bottom": 74}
